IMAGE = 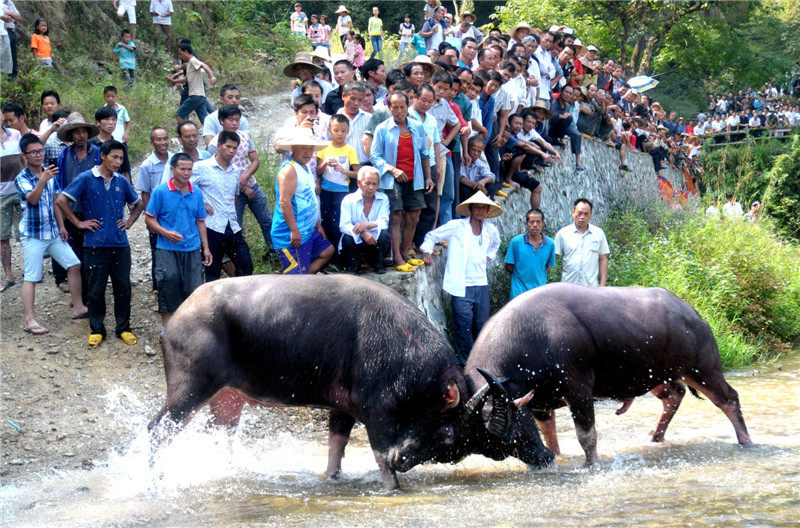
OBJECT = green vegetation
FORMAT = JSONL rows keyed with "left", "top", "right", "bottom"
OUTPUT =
{"left": 605, "top": 189, "right": 800, "bottom": 368}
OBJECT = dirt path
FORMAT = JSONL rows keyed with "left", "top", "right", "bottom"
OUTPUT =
{"left": 0, "top": 93, "right": 328, "bottom": 485}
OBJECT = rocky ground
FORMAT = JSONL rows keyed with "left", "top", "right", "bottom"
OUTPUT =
{"left": 0, "top": 94, "right": 337, "bottom": 486}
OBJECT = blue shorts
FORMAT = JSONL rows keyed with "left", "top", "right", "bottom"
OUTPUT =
{"left": 279, "top": 230, "right": 331, "bottom": 274}
{"left": 21, "top": 236, "right": 81, "bottom": 282}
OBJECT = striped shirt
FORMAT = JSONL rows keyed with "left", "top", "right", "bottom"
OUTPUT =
{"left": 191, "top": 155, "right": 241, "bottom": 235}
{"left": 15, "top": 167, "right": 61, "bottom": 240}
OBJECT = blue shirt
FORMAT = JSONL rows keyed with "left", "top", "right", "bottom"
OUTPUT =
{"left": 408, "top": 108, "right": 440, "bottom": 167}
{"left": 15, "top": 167, "right": 61, "bottom": 240}
{"left": 57, "top": 143, "right": 100, "bottom": 214}
{"left": 61, "top": 167, "right": 140, "bottom": 248}
{"left": 114, "top": 40, "right": 137, "bottom": 69}
{"left": 370, "top": 117, "right": 430, "bottom": 191}
{"left": 505, "top": 233, "right": 555, "bottom": 299}
{"left": 478, "top": 93, "right": 496, "bottom": 143}
{"left": 271, "top": 159, "right": 320, "bottom": 249}
{"left": 145, "top": 178, "right": 207, "bottom": 252}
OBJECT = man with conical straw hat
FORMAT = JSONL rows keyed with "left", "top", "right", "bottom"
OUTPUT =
{"left": 419, "top": 191, "right": 501, "bottom": 367}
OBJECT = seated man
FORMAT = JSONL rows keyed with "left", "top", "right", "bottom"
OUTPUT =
{"left": 496, "top": 125, "right": 544, "bottom": 209}
{"left": 459, "top": 135, "right": 496, "bottom": 200}
{"left": 339, "top": 167, "right": 390, "bottom": 274}
{"left": 549, "top": 84, "right": 584, "bottom": 171}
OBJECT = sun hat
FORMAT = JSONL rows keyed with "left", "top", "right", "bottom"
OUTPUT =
{"left": 283, "top": 52, "right": 323, "bottom": 78}
{"left": 276, "top": 128, "right": 328, "bottom": 151}
{"left": 57, "top": 112, "right": 99, "bottom": 142}
{"left": 571, "top": 38, "right": 587, "bottom": 56}
{"left": 579, "top": 56, "right": 592, "bottom": 70}
{"left": 401, "top": 55, "right": 441, "bottom": 79}
{"left": 335, "top": 5, "right": 349, "bottom": 14}
{"left": 525, "top": 100, "right": 554, "bottom": 120}
{"left": 459, "top": 10, "right": 476, "bottom": 23}
{"left": 311, "top": 46, "right": 332, "bottom": 62}
{"left": 455, "top": 191, "right": 503, "bottom": 218}
{"left": 508, "top": 22, "right": 532, "bottom": 40}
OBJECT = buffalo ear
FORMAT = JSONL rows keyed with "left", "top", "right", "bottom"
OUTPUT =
{"left": 444, "top": 380, "right": 460, "bottom": 409}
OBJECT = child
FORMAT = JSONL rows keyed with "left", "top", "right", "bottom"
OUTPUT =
{"left": 307, "top": 14, "right": 325, "bottom": 48}
{"left": 423, "top": 0, "right": 439, "bottom": 22}
{"left": 346, "top": 32, "right": 365, "bottom": 68}
{"left": 290, "top": 3, "right": 308, "bottom": 37}
{"left": 113, "top": 29, "right": 136, "bottom": 90}
{"left": 319, "top": 15, "right": 332, "bottom": 49}
{"left": 316, "top": 114, "right": 360, "bottom": 252}
{"left": 397, "top": 14, "right": 415, "bottom": 63}
{"left": 367, "top": 6, "right": 383, "bottom": 60}
{"left": 91, "top": 106, "right": 132, "bottom": 182}
{"left": 412, "top": 30, "right": 427, "bottom": 58}
{"left": 30, "top": 18, "right": 52, "bottom": 67}
{"left": 103, "top": 86, "right": 131, "bottom": 143}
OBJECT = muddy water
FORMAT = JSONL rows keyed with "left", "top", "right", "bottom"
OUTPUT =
{"left": 2, "top": 353, "right": 798, "bottom": 528}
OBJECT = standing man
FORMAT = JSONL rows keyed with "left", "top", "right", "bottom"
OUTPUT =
{"left": 57, "top": 140, "right": 144, "bottom": 347}
{"left": 168, "top": 42, "right": 217, "bottom": 126}
{"left": 370, "top": 92, "right": 433, "bottom": 272}
{"left": 0, "top": 121, "right": 22, "bottom": 291}
{"left": 2, "top": 0, "right": 21, "bottom": 77}
{"left": 53, "top": 113, "right": 101, "bottom": 294}
{"left": 360, "top": 59, "right": 388, "bottom": 102}
{"left": 505, "top": 208, "right": 555, "bottom": 299}
{"left": 322, "top": 59, "right": 356, "bottom": 115}
{"left": 202, "top": 84, "right": 250, "bottom": 147}
{"left": 554, "top": 198, "right": 609, "bottom": 287}
{"left": 15, "top": 134, "right": 88, "bottom": 334}
{"left": 113, "top": 0, "right": 137, "bottom": 40}
{"left": 144, "top": 153, "right": 212, "bottom": 333}
{"left": 337, "top": 82, "right": 371, "bottom": 165}
{"left": 420, "top": 5, "right": 445, "bottom": 52}
{"left": 149, "top": 0, "right": 173, "bottom": 53}
{"left": 191, "top": 130, "right": 253, "bottom": 281}
{"left": 3, "top": 103, "right": 37, "bottom": 137}
{"left": 135, "top": 126, "right": 170, "bottom": 289}
{"left": 420, "top": 192, "right": 502, "bottom": 367}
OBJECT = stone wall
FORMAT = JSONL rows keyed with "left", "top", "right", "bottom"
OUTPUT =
{"left": 371, "top": 137, "right": 686, "bottom": 332}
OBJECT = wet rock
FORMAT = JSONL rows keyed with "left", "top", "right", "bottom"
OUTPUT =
{"left": 9, "top": 459, "right": 24, "bottom": 465}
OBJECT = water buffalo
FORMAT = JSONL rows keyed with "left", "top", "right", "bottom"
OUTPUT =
{"left": 465, "top": 283, "right": 754, "bottom": 465}
{"left": 148, "top": 275, "right": 550, "bottom": 490}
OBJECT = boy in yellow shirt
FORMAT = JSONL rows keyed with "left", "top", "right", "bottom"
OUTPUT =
{"left": 316, "top": 114, "right": 359, "bottom": 257}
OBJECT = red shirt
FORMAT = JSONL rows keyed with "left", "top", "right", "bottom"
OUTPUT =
{"left": 396, "top": 132, "right": 415, "bottom": 178}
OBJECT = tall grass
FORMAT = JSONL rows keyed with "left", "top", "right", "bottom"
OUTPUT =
{"left": 606, "top": 192, "right": 800, "bottom": 367}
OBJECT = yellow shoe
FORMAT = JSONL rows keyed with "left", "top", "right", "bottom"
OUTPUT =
{"left": 88, "top": 334, "right": 103, "bottom": 347}
{"left": 496, "top": 190, "right": 509, "bottom": 198}
{"left": 394, "top": 263, "right": 416, "bottom": 272}
{"left": 119, "top": 331, "right": 137, "bottom": 346}
{"left": 502, "top": 182, "right": 512, "bottom": 188}
{"left": 407, "top": 258, "right": 425, "bottom": 267}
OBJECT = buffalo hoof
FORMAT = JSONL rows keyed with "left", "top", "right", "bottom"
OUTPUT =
{"left": 650, "top": 431, "right": 666, "bottom": 442}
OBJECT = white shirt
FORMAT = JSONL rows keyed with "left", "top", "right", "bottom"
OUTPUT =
{"left": 722, "top": 201, "right": 743, "bottom": 219}
{"left": 533, "top": 46, "right": 554, "bottom": 101}
{"left": 554, "top": 223, "right": 610, "bottom": 287}
{"left": 420, "top": 218, "right": 500, "bottom": 297}
{"left": 338, "top": 189, "right": 390, "bottom": 249}
{"left": 149, "top": 0, "right": 173, "bottom": 24}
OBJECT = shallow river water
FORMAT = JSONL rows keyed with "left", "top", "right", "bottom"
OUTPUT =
{"left": 2, "top": 354, "right": 799, "bottom": 528}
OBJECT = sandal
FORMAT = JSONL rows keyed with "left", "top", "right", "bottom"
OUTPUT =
{"left": 407, "top": 258, "right": 424, "bottom": 267}
{"left": 119, "top": 331, "right": 137, "bottom": 346}
{"left": 88, "top": 334, "right": 103, "bottom": 346}
{"left": 0, "top": 279, "right": 15, "bottom": 293}
{"left": 432, "top": 249, "right": 441, "bottom": 256}
{"left": 23, "top": 324, "right": 49, "bottom": 335}
{"left": 394, "top": 263, "right": 416, "bottom": 273}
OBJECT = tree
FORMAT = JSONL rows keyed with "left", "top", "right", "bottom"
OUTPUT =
{"left": 762, "top": 135, "right": 800, "bottom": 241}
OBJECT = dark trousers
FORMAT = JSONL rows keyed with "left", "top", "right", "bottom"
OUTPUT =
{"left": 149, "top": 231, "right": 158, "bottom": 290}
{"left": 451, "top": 151, "right": 462, "bottom": 218}
{"left": 8, "top": 29, "right": 17, "bottom": 77}
{"left": 320, "top": 189, "right": 348, "bottom": 254}
{"left": 451, "top": 285, "right": 490, "bottom": 367}
{"left": 414, "top": 164, "right": 439, "bottom": 249}
{"left": 340, "top": 231, "right": 390, "bottom": 271}
{"left": 550, "top": 117, "right": 582, "bottom": 154}
{"left": 205, "top": 224, "right": 253, "bottom": 281}
{"left": 84, "top": 246, "right": 132, "bottom": 338}
{"left": 53, "top": 214, "right": 87, "bottom": 303}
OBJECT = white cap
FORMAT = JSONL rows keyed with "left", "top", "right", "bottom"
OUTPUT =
{"left": 587, "top": 45, "right": 599, "bottom": 52}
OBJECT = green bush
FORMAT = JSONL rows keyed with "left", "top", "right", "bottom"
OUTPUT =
{"left": 606, "top": 205, "right": 800, "bottom": 367}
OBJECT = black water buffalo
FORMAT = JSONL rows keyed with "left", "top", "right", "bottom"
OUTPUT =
{"left": 148, "top": 275, "right": 548, "bottom": 490}
{"left": 465, "top": 283, "right": 754, "bottom": 465}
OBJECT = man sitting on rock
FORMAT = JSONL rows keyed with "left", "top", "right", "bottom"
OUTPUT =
{"left": 338, "top": 166, "right": 390, "bottom": 275}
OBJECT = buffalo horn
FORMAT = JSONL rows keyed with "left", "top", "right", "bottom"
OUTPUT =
{"left": 513, "top": 390, "right": 535, "bottom": 409}
{"left": 459, "top": 383, "right": 491, "bottom": 435}
{"left": 477, "top": 368, "right": 513, "bottom": 438}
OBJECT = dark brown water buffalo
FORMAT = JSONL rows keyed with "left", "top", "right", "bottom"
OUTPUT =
{"left": 148, "top": 275, "right": 552, "bottom": 490}
{"left": 464, "top": 283, "right": 754, "bottom": 465}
